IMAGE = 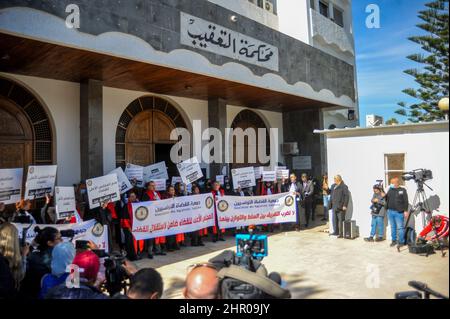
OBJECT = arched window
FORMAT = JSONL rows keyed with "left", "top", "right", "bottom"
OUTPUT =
{"left": 0, "top": 77, "right": 54, "bottom": 171}
{"left": 115, "top": 96, "right": 188, "bottom": 176}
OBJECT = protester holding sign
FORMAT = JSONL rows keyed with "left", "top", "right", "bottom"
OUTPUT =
{"left": 164, "top": 185, "right": 185, "bottom": 252}
{"left": 211, "top": 182, "right": 225, "bottom": 242}
{"left": 13, "top": 199, "right": 37, "bottom": 224}
{"left": 142, "top": 181, "right": 167, "bottom": 257}
{"left": 120, "top": 191, "right": 140, "bottom": 261}
{"left": 190, "top": 185, "right": 206, "bottom": 247}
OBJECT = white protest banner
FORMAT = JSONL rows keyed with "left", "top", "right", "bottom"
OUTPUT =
{"left": 171, "top": 176, "right": 183, "bottom": 186}
{"left": 177, "top": 157, "right": 204, "bottom": 185}
{"left": 86, "top": 174, "right": 121, "bottom": 209}
{"left": 55, "top": 186, "right": 76, "bottom": 220}
{"left": 216, "top": 175, "right": 225, "bottom": 186}
{"left": 144, "top": 162, "right": 169, "bottom": 183}
{"left": 14, "top": 219, "right": 109, "bottom": 252}
{"left": 125, "top": 164, "right": 144, "bottom": 187}
{"left": 131, "top": 193, "right": 215, "bottom": 240}
{"left": 254, "top": 167, "right": 264, "bottom": 180}
{"left": 262, "top": 171, "right": 277, "bottom": 182}
{"left": 216, "top": 192, "right": 297, "bottom": 229}
{"left": 277, "top": 169, "right": 290, "bottom": 180}
{"left": 0, "top": 168, "right": 23, "bottom": 205}
{"left": 25, "top": 165, "right": 57, "bottom": 200}
{"left": 109, "top": 167, "right": 133, "bottom": 194}
{"left": 153, "top": 179, "right": 167, "bottom": 191}
{"left": 231, "top": 167, "right": 256, "bottom": 190}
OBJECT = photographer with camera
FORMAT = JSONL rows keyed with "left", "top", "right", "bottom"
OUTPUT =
{"left": 364, "top": 184, "right": 386, "bottom": 242}
{"left": 418, "top": 215, "right": 449, "bottom": 249}
{"left": 385, "top": 177, "right": 409, "bottom": 248}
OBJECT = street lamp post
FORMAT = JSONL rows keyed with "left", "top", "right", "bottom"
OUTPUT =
{"left": 438, "top": 97, "right": 449, "bottom": 120}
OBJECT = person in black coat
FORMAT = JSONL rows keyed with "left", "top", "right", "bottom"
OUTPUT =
{"left": 299, "top": 174, "right": 315, "bottom": 228}
{"left": 329, "top": 175, "right": 350, "bottom": 238}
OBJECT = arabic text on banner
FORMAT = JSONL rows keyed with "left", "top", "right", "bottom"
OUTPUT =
{"left": 24, "top": 165, "right": 57, "bottom": 200}
{"left": 14, "top": 220, "right": 109, "bottom": 253}
{"left": 131, "top": 193, "right": 215, "bottom": 240}
{"left": 216, "top": 192, "right": 297, "bottom": 229}
{"left": 231, "top": 167, "right": 256, "bottom": 190}
{"left": 86, "top": 174, "right": 121, "bottom": 209}
{"left": 55, "top": 186, "right": 76, "bottom": 220}
{"left": 0, "top": 168, "right": 23, "bottom": 205}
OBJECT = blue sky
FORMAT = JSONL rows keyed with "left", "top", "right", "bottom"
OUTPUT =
{"left": 353, "top": 0, "right": 428, "bottom": 126}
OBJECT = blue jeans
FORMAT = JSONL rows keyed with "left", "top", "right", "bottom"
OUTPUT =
{"left": 370, "top": 215, "right": 384, "bottom": 238}
{"left": 388, "top": 209, "right": 405, "bottom": 244}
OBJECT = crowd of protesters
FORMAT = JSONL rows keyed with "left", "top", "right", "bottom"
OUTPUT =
{"left": 0, "top": 170, "right": 335, "bottom": 299}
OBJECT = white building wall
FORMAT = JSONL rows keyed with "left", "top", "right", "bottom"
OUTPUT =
{"left": 277, "top": 0, "right": 311, "bottom": 44}
{"left": 326, "top": 130, "right": 449, "bottom": 240}
{"left": 1, "top": 73, "right": 81, "bottom": 187}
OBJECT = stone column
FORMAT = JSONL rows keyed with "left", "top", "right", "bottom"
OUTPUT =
{"left": 80, "top": 79, "right": 103, "bottom": 181}
{"left": 208, "top": 98, "right": 227, "bottom": 179}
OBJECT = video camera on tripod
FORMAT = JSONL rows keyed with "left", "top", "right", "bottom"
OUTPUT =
{"left": 402, "top": 169, "right": 433, "bottom": 184}
{"left": 209, "top": 227, "right": 291, "bottom": 299}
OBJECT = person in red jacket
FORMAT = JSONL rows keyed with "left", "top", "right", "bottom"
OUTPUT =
{"left": 418, "top": 215, "right": 449, "bottom": 247}
{"left": 211, "top": 181, "right": 226, "bottom": 242}
{"left": 142, "top": 181, "right": 167, "bottom": 257}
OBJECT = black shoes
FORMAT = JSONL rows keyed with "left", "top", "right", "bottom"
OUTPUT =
{"left": 390, "top": 241, "right": 398, "bottom": 247}
{"left": 147, "top": 253, "right": 154, "bottom": 259}
{"left": 375, "top": 237, "right": 385, "bottom": 242}
{"left": 364, "top": 237, "right": 374, "bottom": 242}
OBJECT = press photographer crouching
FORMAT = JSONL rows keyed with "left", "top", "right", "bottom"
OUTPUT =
{"left": 418, "top": 215, "right": 449, "bottom": 249}
{"left": 192, "top": 227, "right": 291, "bottom": 300}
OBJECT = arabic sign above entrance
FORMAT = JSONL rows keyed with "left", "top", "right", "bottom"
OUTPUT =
{"left": 180, "top": 12, "right": 279, "bottom": 72}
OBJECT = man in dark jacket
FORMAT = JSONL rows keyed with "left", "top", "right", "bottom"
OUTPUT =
{"left": 299, "top": 174, "right": 315, "bottom": 228}
{"left": 330, "top": 175, "right": 350, "bottom": 238}
{"left": 385, "top": 177, "right": 409, "bottom": 248}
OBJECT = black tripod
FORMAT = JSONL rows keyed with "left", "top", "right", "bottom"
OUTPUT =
{"left": 403, "top": 181, "right": 446, "bottom": 257}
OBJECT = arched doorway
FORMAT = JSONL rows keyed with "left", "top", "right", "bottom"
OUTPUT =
{"left": 0, "top": 77, "right": 53, "bottom": 171}
{"left": 231, "top": 110, "right": 270, "bottom": 168}
{"left": 115, "top": 96, "right": 188, "bottom": 176}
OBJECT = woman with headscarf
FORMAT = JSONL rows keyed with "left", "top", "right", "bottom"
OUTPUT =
{"left": 40, "top": 242, "right": 76, "bottom": 298}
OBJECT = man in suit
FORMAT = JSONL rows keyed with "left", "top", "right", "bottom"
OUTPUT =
{"left": 299, "top": 174, "right": 315, "bottom": 228}
{"left": 330, "top": 175, "right": 350, "bottom": 238}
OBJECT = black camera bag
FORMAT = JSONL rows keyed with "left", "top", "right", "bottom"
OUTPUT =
{"left": 409, "top": 243, "right": 435, "bottom": 256}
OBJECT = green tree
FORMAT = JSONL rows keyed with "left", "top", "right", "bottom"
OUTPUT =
{"left": 396, "top": 0, "right": 449, "bottom": 122}
{"left": 385, "top": 118, "right": 399, "bottom": 125}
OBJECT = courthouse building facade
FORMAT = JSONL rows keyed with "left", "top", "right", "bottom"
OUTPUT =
{"left": 0, "top": 0, "right": 358, "bottom": 186}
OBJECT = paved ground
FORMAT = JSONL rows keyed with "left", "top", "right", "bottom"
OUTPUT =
{"left": 134, "top": 223, "right": 449, "bottom": 299}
